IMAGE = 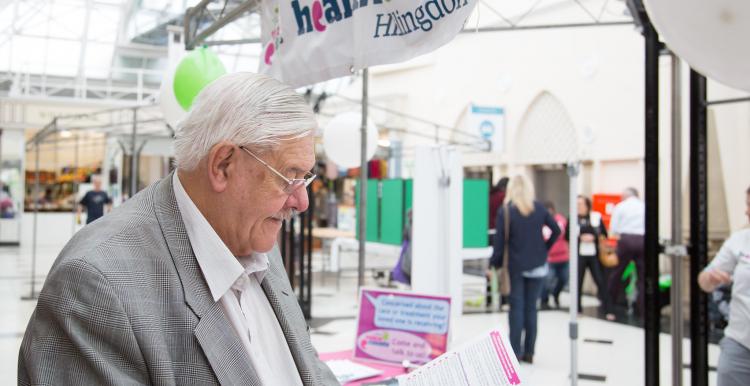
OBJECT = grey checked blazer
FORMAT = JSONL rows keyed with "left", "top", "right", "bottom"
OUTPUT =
{"left": 19, "top": 174, "right": 339, "bottom": 386}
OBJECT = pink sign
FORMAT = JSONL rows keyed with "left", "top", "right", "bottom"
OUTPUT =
{"left": 490, "top": 331, "right": 520, "bottom": 385}
{"left": 354, "top": 288, "right": 451, "bottom": 365}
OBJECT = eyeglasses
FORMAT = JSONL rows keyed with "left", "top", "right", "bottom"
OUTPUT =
{"left": 239, "top": 146, "right": 316, "bottom": 194}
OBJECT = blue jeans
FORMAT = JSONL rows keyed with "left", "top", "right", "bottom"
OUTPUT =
{"left": 508, "top": 269, "right": 545, "bottom": 357}
{"left": 541, "top": 261, "right": 569, "bottom": 304}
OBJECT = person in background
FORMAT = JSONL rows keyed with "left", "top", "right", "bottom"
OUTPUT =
{"left": 0, "top": 182, "right": 14, "bottom": 218}
{"left": 575, "top": 195, "right": 610, "bottom": 316}
{"left": 489, "top": 177, "right": 510, "bottom": 231}
{"left": 541, "top": 201, "right": 569, "bottom": 310}
{"left": 77, "top": 175, "right": 111, "bottom": 224}
{"left": 608, "top": 187, "right": 645, "bottom": 318}
{"left": 391, "top": 209, "right": 413, "bottom": 285}
{"left": 488, "top": 177, "right": 510, "bottom": 306}
{"left": 698, "top": 186, "right": 750, "bottom": 386}
{"left": 491, "top": 175, "right": 560, "bottom": 364}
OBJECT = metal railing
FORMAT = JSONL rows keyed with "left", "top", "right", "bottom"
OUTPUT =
{"left": 4, "top": 67, "right": 162, "bottom": 103}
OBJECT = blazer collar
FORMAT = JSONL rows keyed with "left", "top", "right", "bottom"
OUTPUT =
{"left": 260, "top": 256, "right": 318, "bottom": 385}
{"left": 152, "top": 172, "right": 317, "bottom": 385}
{"left": 152, "top": 173, "right": 261, "bottom": 386}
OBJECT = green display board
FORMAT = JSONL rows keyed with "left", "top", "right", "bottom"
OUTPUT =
{"left": 380, "top": 179, "right": 405, "bottom": 245}
{"left": 404, "top": 179, "right": 413, "bottom": 217}
{"left": 463, "top": 179, "right": 490, "bottom": 248}
{"left": 355, "top": 179, "right": 380, "bottom": 242}
{"left": 354, "top": 178, "right": 489, "bottom": 248}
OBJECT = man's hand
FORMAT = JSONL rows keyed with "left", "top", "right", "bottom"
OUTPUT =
{"left": 698, "top": 269, "right": 732, "bottom": 293}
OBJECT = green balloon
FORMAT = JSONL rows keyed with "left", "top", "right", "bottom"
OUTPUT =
{"left": 173, "top": 47, "right": 227, "bottom": 111}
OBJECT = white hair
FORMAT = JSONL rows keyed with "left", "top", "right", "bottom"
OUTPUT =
{"left": 173, "top": 72, "right": 316, "bottom": 171}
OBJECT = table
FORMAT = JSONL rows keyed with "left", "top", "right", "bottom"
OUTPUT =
{"left": 312, "top": 227, "right": 356, "bottom": 239}
{"left": 319, "top": 350, "right": 406, "bottom": 385}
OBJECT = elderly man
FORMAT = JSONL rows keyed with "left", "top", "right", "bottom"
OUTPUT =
{"left": 19, "top": 73, "right": 338, "bottom": 385}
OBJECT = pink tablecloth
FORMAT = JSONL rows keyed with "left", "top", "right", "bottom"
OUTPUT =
{"left": 319, "top": 350, "right": 406, "bottom": 385}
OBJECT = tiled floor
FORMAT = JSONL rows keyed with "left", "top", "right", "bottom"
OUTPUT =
{"left": 0, "top": 220, "right": 721, "bottom": 385}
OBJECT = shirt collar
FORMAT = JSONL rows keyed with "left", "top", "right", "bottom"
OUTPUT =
{"left": 172, "top": 172, "right": 269, "bottom": 302}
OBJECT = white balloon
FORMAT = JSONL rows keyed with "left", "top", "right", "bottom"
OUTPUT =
{"left": 644, "top": 0, "right": 750, "bottom": 92}
{"left": 158, "top": 62, "right": 187, "bottom": 129}
{"left": 323, "top": 112, "right": 379, "bottom": 168}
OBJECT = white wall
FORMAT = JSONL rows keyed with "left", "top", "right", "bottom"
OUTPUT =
{"left": 335, "top": 24, "right": 645, "bottom": 161}
{"left": 326, "top": 21, "right": 750, "bottom": 236}
{"left": 708, "top": 83, "right": 750, "bottom": 232}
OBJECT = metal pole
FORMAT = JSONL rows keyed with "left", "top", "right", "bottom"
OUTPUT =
{"left": 689, "top": 69, "right": 709, "bottom": 386}
{"left": 567, "top": 162, "right": 580, "bottom": 386}
{"left": 130, "top": 108, "right": 138, "bottom": 197}
{"left": 357, "top": 68, "right": 369, "bottom": 290}
{"left": 669, "top": 53, "right": 685, "bottom": 386}
{"left": 644, "top": 17, "right": 661, "bottom": 386}
{"left": 306, "top": 185, "right": 314, "bottom": 317}
{"left": 72, "top": 133, "right": 79, "bottom": 235}
{"left": 459, "top": 20, "right": 634, "bottom": 34}
{"left": 704, "top": 96, "right": 750, "bottom": 106}
{"left": 299, "top": 210, "right": 306, "bottom": 313}
{"left": 289, "top": 215, "right": 296, "bottom": 289}
{"left": 134, "top": 139, "right": 148, "bottom": 198}
{"left": 31, "top": 137, "right": 40, "bottom": 296}
{"left": 22, "top": 123, "right": 45, "bottom": 300}
{"left": 281, "top": 219, "right": 288, "bottom": 273}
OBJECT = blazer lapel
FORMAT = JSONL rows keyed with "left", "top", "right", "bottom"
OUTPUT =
{"left": 152, "top": 173, "right": 261, "bottom": 386}
{"left": 195, "top": 303, "right": 262, "bottom": 386}
{"left": 261, "top": 247, "right": 318, "bottom": 386}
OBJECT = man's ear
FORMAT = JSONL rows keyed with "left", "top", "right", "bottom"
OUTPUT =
{"left": 206, "top": 141, "right": 235, "bottom": 193}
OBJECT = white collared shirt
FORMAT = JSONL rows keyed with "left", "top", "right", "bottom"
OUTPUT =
{"left": 173, "top": 173, "right": 303, "bottom": 386}
{"left": 609, "top": 196, "right": 645, "bottom": 236}
{"left": 706, "top": 228, "right": 750, "bottom": 351}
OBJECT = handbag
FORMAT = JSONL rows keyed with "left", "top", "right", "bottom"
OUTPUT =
{"left": 499, "top": 204, "right": 511, "bottom": 296}
{"left": 598, "top": 235, "right": 619, "bottom": 268}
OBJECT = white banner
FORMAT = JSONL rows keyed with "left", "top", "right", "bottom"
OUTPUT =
{"left": 259, "top": 0, "right": 477, "bottom": 87}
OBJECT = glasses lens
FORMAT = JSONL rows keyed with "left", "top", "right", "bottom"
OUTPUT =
{"left": 283, "top": 180, "right": 305, "bottom": 194}
{"left": 280, "top": 173, "right": 315, "bottom": 194}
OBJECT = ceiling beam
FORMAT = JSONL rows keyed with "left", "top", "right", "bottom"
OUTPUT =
{"left": 184, "top": 0, "right": 259, "bottom": 50}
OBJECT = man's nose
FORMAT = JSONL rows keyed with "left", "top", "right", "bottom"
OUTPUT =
{"left": 286, "top": 186, "right": 309, "bottom": 213}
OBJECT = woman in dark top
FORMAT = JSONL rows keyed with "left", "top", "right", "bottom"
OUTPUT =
{"left": 491, "top": 175, "right": 560, "bottom": 364}
{"left": 489, "top": 177, "right": 509, "bottom": 230}
{"left": 575, "top": 195, "right": 609, "bottom": 315}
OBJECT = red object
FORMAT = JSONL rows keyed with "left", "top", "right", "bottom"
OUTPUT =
{"left": 489, "top": 190, "right": 506, "bottom": 229}
{"left": 319, "top": 350, "right": 407, "bottom": 385}
{"left": 368, "top": 159, "right": 385, "bottom": 179}
{"left": 592, "top": 193, "right": 622, "bottom": 230}
{"left": 546, "top": 213, "right": 569, "bottom": 263}
{"left": 312, "top": 0, "right": 327, "bottom": 31}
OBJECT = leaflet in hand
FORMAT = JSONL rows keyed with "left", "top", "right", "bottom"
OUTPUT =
{"left": 397, "top": 329, "right": 521, "bottom": 386}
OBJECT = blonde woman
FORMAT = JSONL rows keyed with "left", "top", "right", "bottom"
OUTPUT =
{"left": 490, "top": 174, "right": 561, "bottom": 364}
